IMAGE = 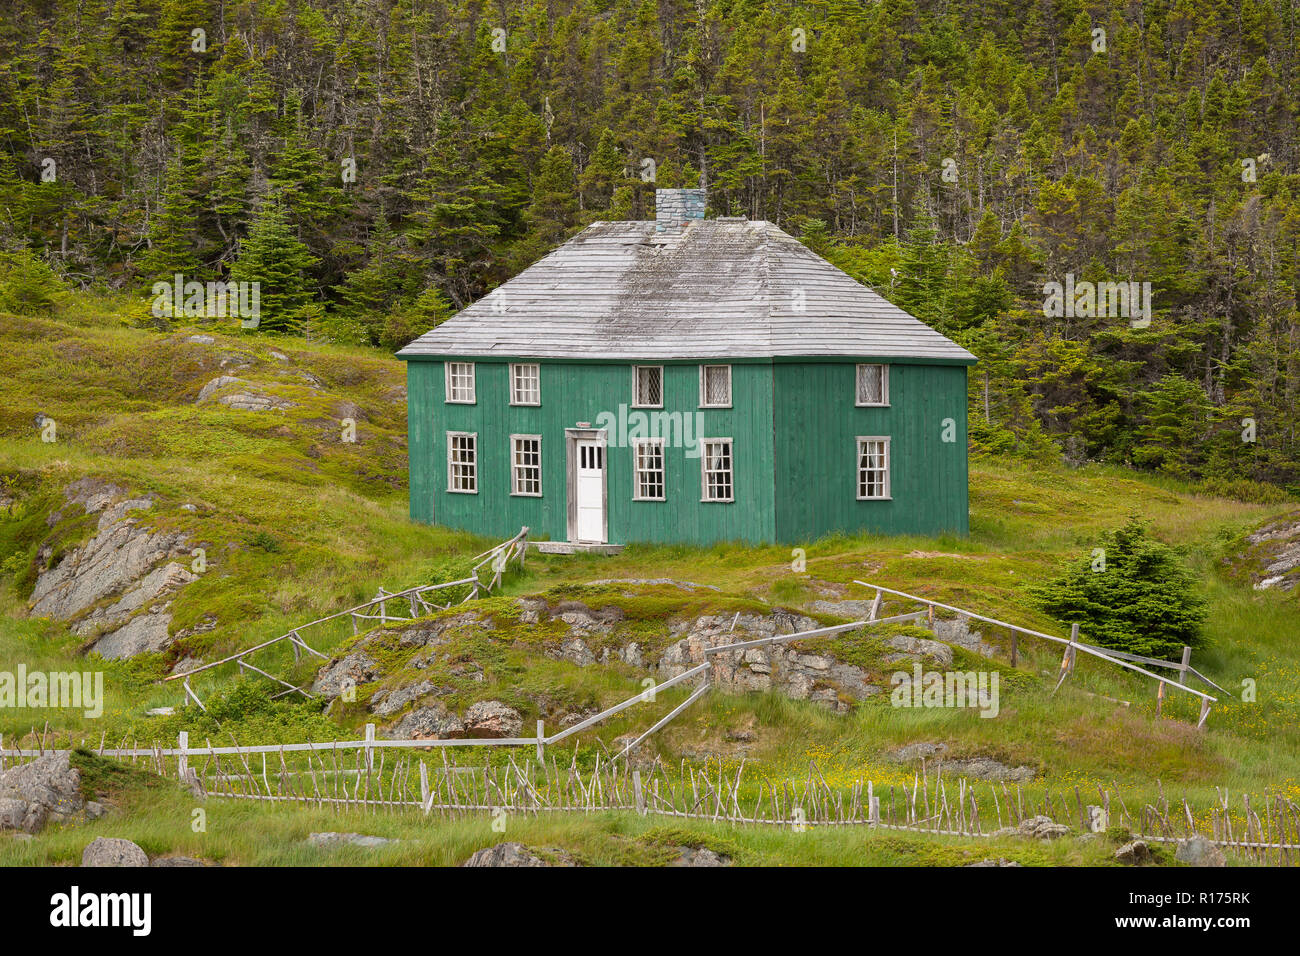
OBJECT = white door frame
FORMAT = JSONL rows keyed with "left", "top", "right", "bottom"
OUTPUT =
{"left": 565, "top": 428, "right": 608, "bottom": 544}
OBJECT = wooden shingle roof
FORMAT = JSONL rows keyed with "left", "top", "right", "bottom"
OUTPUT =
{"left": 397, "top": 220, "right": 977, "bottom": 364}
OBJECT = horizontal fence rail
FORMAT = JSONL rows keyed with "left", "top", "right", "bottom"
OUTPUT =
{"left": 3, "top": 735, "right": 1295, "bottom": 865}
{"left": 854, "top": 580, "right": 1220, "bottom": 726}
{"left": 162, "top": 528, "right": 529, "bottom": 710}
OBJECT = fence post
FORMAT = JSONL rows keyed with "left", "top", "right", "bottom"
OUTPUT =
{"left": 177, "top": 731, "right": 188, "bottom": 780}
{"left": 364, "top": 723, "right": 375, "bottom": 773}
{"left": 633, "top": 770, "right": 646, "bottom": 815}
{"left": 1009, "top": 631, "right": 1018, "bottom": 668}
{"left": 1051, "top": 624, "right": 1079, "bottom": 696}
{"left": 536, "top": 720, "right": 545, "bottom": 762}
{"left": 1178, "top": 646, "right": 1192, "bottom": 686}
{"left": 419, "top": 761, "right": 430, "bottom": 808}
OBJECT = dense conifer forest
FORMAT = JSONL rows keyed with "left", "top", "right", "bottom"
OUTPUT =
{"left": 2, "top": 0, "right": 1298, "bottom": 491}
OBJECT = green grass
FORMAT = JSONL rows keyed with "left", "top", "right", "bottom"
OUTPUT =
{"left": 1, "top": 299, "right": 1297, "bottom": 864}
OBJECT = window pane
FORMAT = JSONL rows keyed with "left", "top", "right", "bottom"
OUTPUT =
{"left": 704, "top": 366, "right": 730, "bottom": 405}
{"left": 512, "top": 437, "right": 540, "bottom": 495}
{"left": 636, "top": 367, "right": 662, "bottom": 406}
{"left": 450, "top": 434, "right": 477, "bottom": 491}
{"left": 512, "top": 364, "right": 539, "bottom": 404}
{"left": 634, "top": 439, "right": 665, "bottom": 500}
{"left": 857, "top": 365, "right": 884, "bottom": 404}
{"left": 703, "top": 440, "right": 733, "bottom": 501}
{"left": 448, "top": 363, "right": 475, "bottom": 402}
{"left": 857, "top": 439, "right": 888, "bottom": 498}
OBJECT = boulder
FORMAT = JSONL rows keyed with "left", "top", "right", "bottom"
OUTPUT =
{"left": 82, "top": 837, "right": 149, "bottom": 867}
{"left": 385, "top": 703, "right": 465, "bottom": 740}
{"left": 464, "top": 700, "right": 523, "bottom": 738}
{"left": 0, "top": 798, "right": 29, "bottom": 831}
{"left": 670, "top": 847, "right": 731, "bottom": 867}
{"left": 0, "top": 752, "right": 85, "bottom": 820}
{"left": 306, "top": 832, "right": 399, "bottom": 849}
{"left": 992, "top": 815, "right": 1070, "bottom": 840}
{"left": 462, "top": 842, "right": 550, "bottom": 867}
{"left": 966, "top": 858, "right": 1023, "bottom": 867}
{"left": 1175, "top": 835, "right": 1226, "bottom": 867}
{"left": 1115, "top": 840, "right": 1153, "bottom": 865}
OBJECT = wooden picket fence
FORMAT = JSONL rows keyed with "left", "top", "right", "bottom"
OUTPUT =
{"left": 5, "top": 731, "right": 1298, "bottom": 865}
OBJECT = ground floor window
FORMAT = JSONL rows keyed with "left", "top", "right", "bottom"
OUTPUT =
{"left": 701, "top": 438, "right": 734, "bottom": 502}
{"left": 511, "top": 435, "right": 542, "bottom": 496}
{"left": 856, "top": 436, "right": 890, "bottom": 499}
{"left": 447, "top": 432, "right": 477, "bottom": 493}
{"left": 632, "top": 438, "right": 665, "bottom": 500}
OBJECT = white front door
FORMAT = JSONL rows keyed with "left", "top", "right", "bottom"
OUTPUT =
{"left": 574, "top": 439, "right": 605, "bottom": 543}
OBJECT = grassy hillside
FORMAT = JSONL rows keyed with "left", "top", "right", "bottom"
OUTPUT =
{"left": 2, "top": 301, "right": 1297, "bottom": 865}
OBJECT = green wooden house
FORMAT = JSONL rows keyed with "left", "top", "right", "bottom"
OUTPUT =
{"left": 397, "top": 189, "right": 976, "bottom": 548}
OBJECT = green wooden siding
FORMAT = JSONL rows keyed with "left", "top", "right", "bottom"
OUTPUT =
{"left": 406, "top": 359, "right": 776, "bottom": 545}
{"left": 406, "top": 358, "right": 969, "bottom": 544}
{"left": 772, "top": 362, "right": 969, "bottom": 541}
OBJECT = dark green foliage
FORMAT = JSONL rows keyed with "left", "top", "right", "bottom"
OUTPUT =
{"left": 229, "top": 197, "right": 321, "bottom": 334}
{"left": 1033, "top": 519, "right": 1209, "bottom": 659}
{"left": 0, "top": 0, "right": 1297, "bottom": 490}
{"left": 0, "top": 248, "right": 67, "bottom": 315}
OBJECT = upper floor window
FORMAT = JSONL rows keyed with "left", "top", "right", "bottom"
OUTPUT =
{"left": 699, "top": 365, "right": 732, "bottom": 408}
{"left": 701, "top": 438, "right": 734, "bottom": 502}
{"left": 856, "top": 437, "right": 890, "bottom": 499}
{"left": 447, "top": 432, "right": 477, "bottom": 493}
{"left": 510, "top": 363, "right": 540, "bottom": 405}
{"left": 855, "top": 364, "right": 889, "bottom": 406}
{"left": 446, "top": 362, "right": 476, "bottom": 403}
{"left": 633, "top": 365, "right": 663, "bottom": 408}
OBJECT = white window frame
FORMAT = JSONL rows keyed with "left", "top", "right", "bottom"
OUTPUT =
{"left": 855, "top": 363, "right": 890, "bottom": 407}
{"left": 632, "top": 437, "right": 666, "bottom": 501}
{"left": 445, "top": 361, "right": 476, "bottom": 404}
{"left": 699, "top": 364, "right": 732, "bottom": 408}
{"left": 447, "top": 431, "right": 478, "bottom": 493}
{"left": 510, "top": 434, "right": 542, "bottom": 497}
{"left": 633, "top": 365, "right": 664, "bottom": 409}
{"left": 856, "top": 436, "right": 891, "bottom": 500}
{"left": 700, "top": 437, "right": 734, "bottom": 503}
{"left": 509, "top": 363, "right": 540, "bottom": 406}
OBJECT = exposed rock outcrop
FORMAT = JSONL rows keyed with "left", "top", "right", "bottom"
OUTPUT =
{"left": 27, "top": 481, "right": 195, "bottom": 659}
{"left": 461, "top": 842, "right": 574, "bottom": 867}
{"left": 196, "top": 375, "right": 297, "bottom": 411}
{"left": 1245, "top": 513, "right": 1300, "bottom": 591}
{"left": 0, "top": 752, "right": 86, "bottom": 833}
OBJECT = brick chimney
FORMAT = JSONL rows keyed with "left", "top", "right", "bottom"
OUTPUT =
{"left": 654, "top": 188, "right": 707, "bottom": 231}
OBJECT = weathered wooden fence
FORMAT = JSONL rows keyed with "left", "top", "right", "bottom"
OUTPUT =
{"left": 163, "top": 528, "right": 529, "bottom": 710}
{"left": 4, "top": 732, "right": 1297, "bottom": 865}
{"left": 855, "top": 581, "right": 1225, "bottom": 726}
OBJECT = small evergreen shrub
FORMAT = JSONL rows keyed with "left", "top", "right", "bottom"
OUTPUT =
{"left": 1032, "top": 518, "right": 1207, "bottom": 659}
